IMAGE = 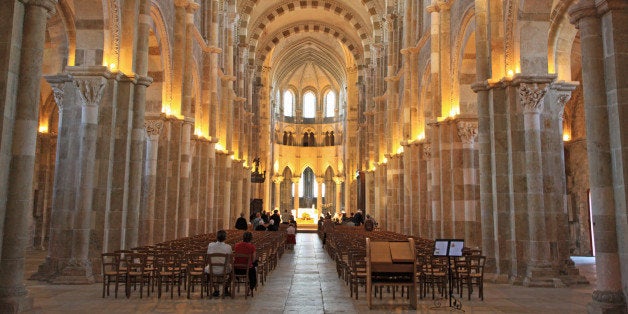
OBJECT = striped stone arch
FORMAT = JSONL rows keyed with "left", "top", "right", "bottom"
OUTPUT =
{"left": 149, "top": 3, "right": 173, "bottom": 108}
{"left": 237, "top": 0, "right": 383, "bottom": 67}
{"left": 253, "top": 22, "right": 364, "bottom": 72}
{"left": 43, "top": 1, "right": 74, "bottom": 75}
{"left": 548, "top": 0, "right": 578, "bottom": 79}
{"left": 103, "top": 0, "right": 121, "bottom": 67}
{"left": 70, "top": 0, "right": 108, "bottom": 66}
{"left": 450, "top": 4, "right": 476, "bottom": 106}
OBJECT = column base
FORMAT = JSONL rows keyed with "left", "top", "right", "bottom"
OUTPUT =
{"left": 523, "top": 265, "right": 562, "bottom": 287}
{"left": 52, "top": 261, "right": 95, "bottom": 284}
{"left": 29, "top": 257, "right": 95, "bottom": 284}
{"left": 587, "top": 290, "right": 627, "bottom": 314}
{"left": 0, "top": 288, "right": 33, "bottom": 313}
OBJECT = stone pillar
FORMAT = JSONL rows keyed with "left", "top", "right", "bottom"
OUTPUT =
{"left": 125, "top": 0, "right": 153, "bottom": 249}
{"left": 570, "top": 1, "right": 628, "bottom": 311}
{"left": 423, "top": 143, "right": 434, "bottom": 238}
{"left": 519, "top": 81, "right": 553, "bottom": 287}
{"left": 456, "top": 120, "right": 480, "bottom": 248}
{"left": 222, "top": 154, "right": 233, "bottom": 230}
{"left": 292, "top": 178, "right": 300, "bottom": 215}
{"left": 206, "top": 139, "right": 217, "bottom": 232}
{"left": 427, "top": 3, "right": 441, "bottom": 117}
{"left": 472, "top": 0, "right": 497, "bottom": 274}
{"left": 333, "top": 176, "right": 344, "bottom": 215}
{"left": 139, "top": 118, "right": 163, "bottom": 245}
{"left": 65, "top": 73, "right": 107, "bottom": 284}
{"left": 0, "top": 2, "right": 55, "bottom": 310}
{"left": 273, "top": 176, "right": 283, "bottom": 212}
{"left": 316, "top": 177, "right": 324, "bottom": 217}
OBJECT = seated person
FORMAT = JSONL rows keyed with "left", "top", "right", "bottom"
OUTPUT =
{"left": 255, "top": 220, "right": 267, "bottom": 231}
{"left": 286, "top": 223, "right": 296, "bottom": 249}
{"left": 234, "top": 231, "right": 257, "bottom": 293}
{"left": 267, "top": 219, "right": 278, "bottom": 231}
{"left": 252, "top": 212, "right": 263, "bottom": 229}
{"left": 235, "top": 212, "right": 248, "bottom": 230}
{"left": 206, "top": 229, "right": 232, "bottom": 297}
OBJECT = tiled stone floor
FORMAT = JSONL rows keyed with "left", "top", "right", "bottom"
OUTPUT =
{"left": 23, "top": 233, "right": 595, "bottom": 313}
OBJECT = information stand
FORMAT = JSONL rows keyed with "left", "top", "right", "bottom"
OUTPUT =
{"left": 433, "top": 239, "right": 464, "bottom": 310}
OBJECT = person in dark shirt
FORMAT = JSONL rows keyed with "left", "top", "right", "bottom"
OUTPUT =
{"left": 353, "top": 210, "right": 364, "bottom": 226}
{"left": 269, "top": 210, "right": 281, "bottom": 231}
{"left": 235, "top": 212, "right": 248, "bottom": 230}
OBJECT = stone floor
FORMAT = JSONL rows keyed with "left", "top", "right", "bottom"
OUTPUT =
{"left": 23, "top": 233, "right": 596, "bottom": 313}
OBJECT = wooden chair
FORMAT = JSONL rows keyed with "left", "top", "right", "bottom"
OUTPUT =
{"left": 207, "top": 253, "right": 232, "bottom": 299}
{"left": 423, "top": 256, "right": 448, "bottom": 300}
{"left": 349, "top": 250, "right": 367, "bottom": 299}
{"left": 154, "top": 253, "right": 181, "bottom": 299}
{"left": 124, "top": 253, "right": 151, "bottom": 298}
{"left": 101, "top": 252, "right": 122, "bottom": 298}
{"left": 186, "top": 252, "right": 208, "bottom": 299}
{"left": 232, "top": 253, "right": 254, "bottom": 299}
{"left": 457, "top": 255, "right": 486, "bottom": 300}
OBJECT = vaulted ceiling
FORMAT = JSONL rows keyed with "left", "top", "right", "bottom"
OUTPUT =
{"left": 237, "top": 0, "right": 384, "bottom": 94}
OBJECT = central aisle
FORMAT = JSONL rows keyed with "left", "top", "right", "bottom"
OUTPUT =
{"left": 246, "top": 232, "right": 358, "bottom": 313}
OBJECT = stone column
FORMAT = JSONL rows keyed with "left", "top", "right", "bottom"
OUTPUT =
{"left": 570, "top": 1, "right": 627, "bottom": 311}
{"left": 456, "top": 120, "right": 480, "bottom": 248}
{"left": 0, "top": 1, "right": 55, "bottom": 311}
{"left": 473, "top": 0, "right": 496, "bottom": 274}
{"left": 518, "top": 80, "right": 554, "bottom": 286}
{"left": 66, "top": 74, "right": 107, "bottom": 284}
{"left": 273, "top": 176, "right": 283, "bottom": 212}
{"left": 427, "top": 3, "right": 441, "bottom": 117}
{"left": 333, "top": 176, "right": 344, "bottom": 215}
{"left": 292, "top": 178, "right": 300, "bottom": 215}
{"left": 125, "top": 0, "right": 153, "bottom": 249}
{"left": 206, "top": 139, "right": 217, "bottom": 232}
{"left": 316, "top": 177, "right": 324, "bottom": 217}
{"left": 222, "top": 154, "right": 233, "bottom": 230}
{"left": 139, "top": 118, "right": 163, "bottom": 245}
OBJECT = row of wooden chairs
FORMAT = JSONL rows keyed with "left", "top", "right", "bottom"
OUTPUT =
{"left": 101, "top": 230, "right": 287, "bottom": 299}
{"left": 322, "top": 225, "right": 486, "bottom": 303}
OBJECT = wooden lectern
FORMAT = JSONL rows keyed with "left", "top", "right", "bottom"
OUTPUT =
{"left": 366, "top": 237, "right": 417, "bottom": 309}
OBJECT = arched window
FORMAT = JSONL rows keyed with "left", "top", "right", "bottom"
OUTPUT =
{"left": 325, "top": 90, "right": 336, "bottom": 117}
{"left": 283, "top": 90, "right": 294, "bottom": 117}
{"left": 303, "top": 91, "right": 316, "bottom": 118}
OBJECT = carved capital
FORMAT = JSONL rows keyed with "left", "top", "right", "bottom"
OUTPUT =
{"left": 423, "top": 144, "right": 432, "bottom": 159}
{"left": 144, "top": 119, "right": 164, "bottom": 136}
{"left": 19, "top": 0, "right": 56, "bottom": 14}
{"left": 135, "top": 75, "right": 153, "bottom": 87}
{"left": 333, "top": 176, "right": 344, "bottom": 185}
{"left": 556, "top": 93, "right": 572, "bottom": 120}
{"left": 437, "top": 0, "right": 453, "bottom": 11}
{"left": 291, "top": 177, "right": 301, "bottom": 184}
{"left": 74, "top": 77, "right": 106, "bottom": 107}
{"left": 316, "top": 176, "right": 325, "bottom": 184}
{"left": 272, "top": 176, "right": 283, "bottom": 184}
{"left": 568, "top": 0, "right": 599, "bottom": 26}
{"left": 426, "top": 4, "right": 440, "bottom": 13}
{"left": 457, "top": 121, "right": 478, "bottom": 144}
{"left": 519, "top": 83, "right": 548, "bottom": 114}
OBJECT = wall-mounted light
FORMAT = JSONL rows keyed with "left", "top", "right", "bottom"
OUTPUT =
{"left": 38, "top": 124, "right": 48, "bottom": 134}
{"left": 506, "top": 69, "right": 514, "bottom": 78}
{"left": 563, "top": 133, "right": 571, "bottom": 142}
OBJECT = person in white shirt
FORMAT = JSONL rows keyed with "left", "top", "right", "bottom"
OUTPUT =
{"left": 286, "top": 223, "right": 296, "bottom": 249}
{"left": 206, "top": 230, "right": 233, "bottom": 297}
